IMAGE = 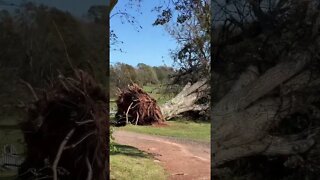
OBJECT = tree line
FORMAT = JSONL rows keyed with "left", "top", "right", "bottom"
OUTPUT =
{"left": 110, "top": 62, "right": 175, "bottom": 96}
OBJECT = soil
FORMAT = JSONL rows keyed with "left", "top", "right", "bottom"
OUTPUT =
{"left": 113, "top": 130, "right": 211, "bottom": 180}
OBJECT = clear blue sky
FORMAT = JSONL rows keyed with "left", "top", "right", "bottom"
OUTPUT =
{"left": 110, "top": 1, "right": 176, "bottom": 67}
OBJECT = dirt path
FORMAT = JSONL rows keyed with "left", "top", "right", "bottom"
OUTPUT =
{"left": 113, "top": 130, "right": 211, "bottom": 180}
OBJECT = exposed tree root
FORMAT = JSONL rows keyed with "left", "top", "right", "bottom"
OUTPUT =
{"left": 115, "top": 83, "right": 165, "bottom": 126}
{"left": 18, "top": 69, "right": 108, "bottom": 180}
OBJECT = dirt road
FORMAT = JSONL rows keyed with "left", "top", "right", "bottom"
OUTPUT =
{"left": 113, "top": 130, "right": 211, "bottom": 180}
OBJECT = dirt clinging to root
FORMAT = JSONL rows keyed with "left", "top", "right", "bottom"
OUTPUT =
{"left": 115, "top": 83, "right": 165, "bottom": 125}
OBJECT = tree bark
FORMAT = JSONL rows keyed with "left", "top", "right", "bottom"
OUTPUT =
{"left": 160, "top": 78, "right": 209, "bottom": 120}
{"left": 212, "top": 52, "right": 315, "bottom": 167}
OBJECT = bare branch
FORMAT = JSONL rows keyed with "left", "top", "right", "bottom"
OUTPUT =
{"left": 126, "top": 102, "right": 134, "bottom": 124}
{"left": 52, "top": 128, "right": 75, "bottom": 180}
{"left": 75, "top": 120, "right": 95, "bottom": 126}
{"left": 64, "top": 131, "right": 95, "bottom": 150}
{"left": 85, "top": 156, "right": 92, "bottom": 180}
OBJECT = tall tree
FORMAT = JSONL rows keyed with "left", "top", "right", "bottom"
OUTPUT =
{"left": 136, "top": 63, "right": 159, "bottom": 85}
{"left": 153, "top": 0, "right": 210, "bottom": 84}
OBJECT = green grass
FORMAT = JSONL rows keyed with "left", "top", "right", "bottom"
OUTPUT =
{"left": 143, "top": 85, "right": 174, "bottom": 105}
{"left": 110, "top": 99, "right": 117, "bottom": 113}
{"left": 110, "top": 144, "right": 167, "bottom": 180}
{"left": 117, "top": 120, "right": 210, "bottom": 143}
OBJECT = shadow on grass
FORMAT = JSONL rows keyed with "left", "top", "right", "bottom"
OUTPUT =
{"left": 169, "top": 117, "right": 210, "bottom": 123}
{"left": 110, "top": 144, "right": 149, "bottom": 158}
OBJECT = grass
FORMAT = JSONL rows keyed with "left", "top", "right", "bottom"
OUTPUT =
{"left": 110, "top": 98, "right": 117, "bottom": 113}
{"left": 143, "top": 85, "right": 174, "bottom": 105}
{"left": 110, "top": 144, "right": 167, "bottom": 180}
{"left": 117, "top": 119, "right": 210, "bottom": 143}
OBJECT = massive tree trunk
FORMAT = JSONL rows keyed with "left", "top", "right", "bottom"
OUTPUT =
{"left": 160, "top": 78, "right": 209, "bottom": 120}
{"left": 212, "top": 51, "right": 320, "bottom": 171}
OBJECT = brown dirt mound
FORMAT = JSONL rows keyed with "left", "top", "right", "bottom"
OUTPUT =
{"left": 115, "top": 83, "right": 165, "bottom": 126}
{"left": 18, "top": 70, "right": 108, "bottom": 180}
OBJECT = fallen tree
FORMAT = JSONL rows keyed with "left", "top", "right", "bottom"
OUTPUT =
{"left": 18, "top": 70, "right": 108, "bottom": 180}
{"left": 213, "top": 53, "right": 314, "bottom": 165}
{"left": 114, "top": 80, "right": 209, "bottom": 125}
{"left": 212, "top": 0, "right": 320, "bottom": 179}
{"left": 212, "top": 52, "right": 320, "bottom": 179}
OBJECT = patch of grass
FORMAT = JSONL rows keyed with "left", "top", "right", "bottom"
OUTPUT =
{"left": 117, "top": 120, "right": 210, "bottom": 143}
{"left": 143, "top": 85, "right": 173, "bottom": 105}
{"left": 110, "top": 144, "right": 167, "bottom": 180}
{"left": 142, "top": 85, "right": 155, "bottom": 93}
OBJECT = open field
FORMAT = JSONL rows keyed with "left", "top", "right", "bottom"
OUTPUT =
{"left": 117, "top": 120, "right": 210, "bottom": 143}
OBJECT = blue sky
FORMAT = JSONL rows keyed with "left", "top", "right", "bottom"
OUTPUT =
{"left": 110, "top": 1, "right": 176, "bottom": 67}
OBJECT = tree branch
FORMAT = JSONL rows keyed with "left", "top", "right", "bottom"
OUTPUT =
{"left": 52, "top": 128, "right": 75, "bottom": 180}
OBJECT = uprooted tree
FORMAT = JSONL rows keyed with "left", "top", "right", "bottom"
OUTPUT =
{"left": 115, "top": 84, "right": 165, "bottom": 125}
{"left": 114, "top": 79, "right": 209, "bottom": 126}
{"left": 18, "top": 70, "right": 108, "bottom": 180}
{"left": 213, "top": 0, "right": 320, "bottom": 179}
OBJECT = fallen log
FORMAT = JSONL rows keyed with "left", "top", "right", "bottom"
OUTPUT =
{"left": 18, "top": 69, "right": 108, "bottom": 180}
